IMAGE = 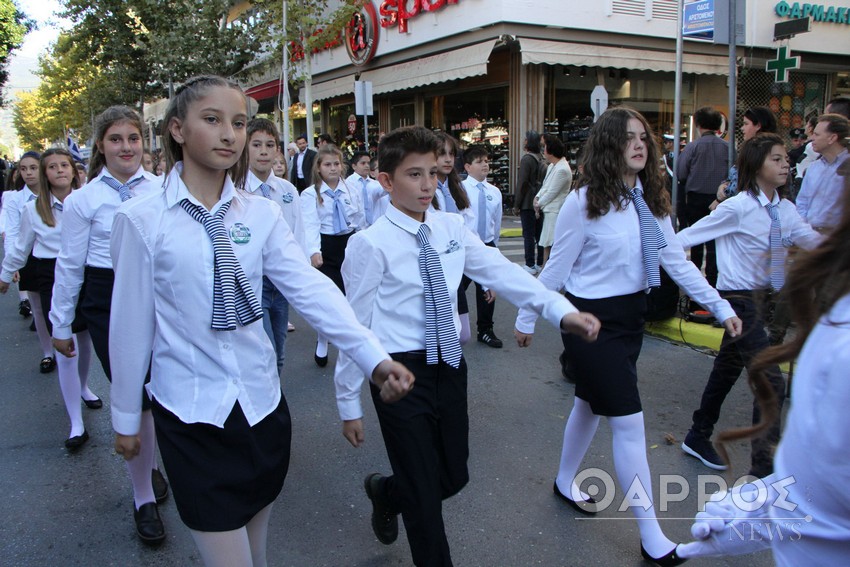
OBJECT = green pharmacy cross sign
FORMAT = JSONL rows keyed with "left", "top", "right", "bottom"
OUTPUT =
{"left": 766, "top": 45, "right": 800, "bottom": 82}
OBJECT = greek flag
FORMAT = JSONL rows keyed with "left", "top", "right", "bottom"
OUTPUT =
{"left": 67, "top": 134, "right": 84, "bottom": 163}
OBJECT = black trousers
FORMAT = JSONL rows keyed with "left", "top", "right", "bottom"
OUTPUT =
{"left": 294, "top": 176, "right": 308, "bottom": 193}
{"left": 370, "top": 352, "right": 469, "bottom": 567}
{"left": 690, "top": 291, "right": 786, "bottom": 477}
{"left": 519, "top": 209, "right": 544, "bottom": 267}
{"left": 685, "top": 192, "right": 718, "bottom": 288}
{"left": 459, "top": 241, "right": 496, "bottom": 334}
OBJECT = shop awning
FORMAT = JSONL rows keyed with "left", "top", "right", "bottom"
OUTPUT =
{"left": 519, "top": 38, "right": 728, "bottom": 76}
{"left": 307, "top": 40, "right": 497, "bottom": 102}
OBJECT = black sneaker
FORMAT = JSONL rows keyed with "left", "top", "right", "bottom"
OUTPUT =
{"left": 364, "top": 473, "right": 398, "bottom": 545}
{"left": 152, "top": 469, "right": 169, "bottom": 504}
{"left": 19, "top": 299, "right": 31, "bottom": 318}
{"left": 477, "top": 330, "right": 503, "bottom": 348}
{"left": 682, "top": 431, "right": 728, "bottom": 471}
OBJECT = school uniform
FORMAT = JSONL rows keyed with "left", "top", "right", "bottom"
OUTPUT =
{"left": 50, "top": 168, "right": 161, "bottom": 393}
{"left": 244, "top": 170, "right": 307, "bottom": 372}
{"left": 300, "top": 179, "right": 365, "bottom": 291}
{"left": 1, "top": 196, "right": 86, "bottom": 334}
{"left": 2, "top": 188, "right": 40, "bottom": 291}
{"left": 335, "top": 204, "right": 577, "bottom": 566}
{"left": 109, "top": 162, "right": 389, "bottom": 532}
{"left": 516, "top": 182, "right": 735, "bottom": 417}
{"left": 346, "top": 172, "right": 386, "bottom": 227}
{"left": 460, "top": 177, "right": 502, "bottom": 334}
{"left": 677, "top": 190, "right": 821, "bottom": 476}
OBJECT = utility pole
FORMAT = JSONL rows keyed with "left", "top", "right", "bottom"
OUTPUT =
{"left": 672, "top": 0, "right": 684, "bottom": 227}
{"left": 280, "top": 0, "right": 291, "bottom": 144}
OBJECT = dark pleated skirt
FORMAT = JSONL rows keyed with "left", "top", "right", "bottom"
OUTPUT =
{"left": 18, "top": 253, "right": 39, "bottom": 292}
{"left": 319, "top": 231, "right": 354, "bottom": 292}
{"left": 151, "top": 397, "right": 292, "bottom": 532}
{"left": 561, "top": 291, "right": 647, "bottom": 417}
{"left": 33, "top": 257, "right": 86, "bottom": 334}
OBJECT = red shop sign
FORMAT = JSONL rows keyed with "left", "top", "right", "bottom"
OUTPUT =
{"left": 379, "top": 0, "right": 461, "bottom": 34}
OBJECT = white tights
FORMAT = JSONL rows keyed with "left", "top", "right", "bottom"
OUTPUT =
{"left": 55, "top": 330, "right": 93, "bottom": 437}
{"left": 191, "top": 503, "right": 274, "bottom": 567}
{"left": 28, "top": 291, "right": 53, "bottom": 358}
{"left": 555, "top": 397, "right": 676, "bottom": 558}
{"left": 128, "top": 410, "right": 158, "bottom": 508}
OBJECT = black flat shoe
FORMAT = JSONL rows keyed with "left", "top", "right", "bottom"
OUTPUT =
{"left": 82, "top": 397, "right": 103, "bottom": 409}
{"left": 19, "top": 299, "right": 31, "bottom": 317}
{"left": 553, "top": 481, "right": 598, "bottom": 515}
{"left": 134, "top": 502, "right": 166, "bottom": 546}
{"left": 64, "top": 430, "right": 89, "bottom": 451}
{"left": 641, "top": 544, "right": 687, "bottom": 566}
{"left": 40, "top": 356, "right": 56, "bottom": 374}
{"left": 314, "top": 353, "right": 328, "bottom": 367}
{"left": 152, "top": 469, "right": 169, "bottom": 504}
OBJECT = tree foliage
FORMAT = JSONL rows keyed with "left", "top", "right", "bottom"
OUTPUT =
{"left": 0, "top": 0, "right": 32, "bottom": 106}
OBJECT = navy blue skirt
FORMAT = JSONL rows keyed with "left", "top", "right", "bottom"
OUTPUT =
{"left": 152, "top": 397, "right": 292, "bottom": 531}
{"left": 17, "top": 253, "right": 39, "bottom": 292}
{"left": 562, "top": 291, "right": 646, "bottom": 417}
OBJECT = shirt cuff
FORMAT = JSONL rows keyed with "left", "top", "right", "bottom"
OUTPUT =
{"left": 541, "top": 298, "right": 579, "bottom": 331}
{"left": 515, "top": 307, "right": 539, "bottom": 334}
{"left": 337, "top": 398, "right": 364, "bottom": 422}
{"left": 0, "top": 269, "right": 14, "bottom": 283}
{"left": 53, "top": 325, "right": 73, "bottom": 340}
{"left": 111, "top": 407, "right": 142, "bottom": 436}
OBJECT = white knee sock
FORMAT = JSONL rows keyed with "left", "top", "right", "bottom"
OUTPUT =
{"left": 315, "top": 335, "right": 328, "bottom": 357}
{"left": 127, "top": 410, "right": 157, "bottom": 508}
{"left": 609, "top": 411, "right": 676, "bottom": 558}
{"left": 18, "top": 290, "right": 27, "bottom": 301}
{"left": 28, "top": 291, "right": 53, "bottom": 358}
{"left": 56, "top": 349, "right": 84, "bottom": 437}
{"left": 458, "top": 313, "right": 471, "bottom": 346}
{"left": 191, "top": 527, "right": 254, "bottom": 567}
{"left": 74, "top": 331, "right": 97, "bottom": 401}
{"left": 245, "top": 503, "right": 274, "bottom": 567}
{"left": 555, "top": 397, "right": 600, "bottom": 501}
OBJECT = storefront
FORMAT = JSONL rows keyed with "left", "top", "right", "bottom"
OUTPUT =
{"left": 238, "top": 0, "right": 850, "bottom": 196}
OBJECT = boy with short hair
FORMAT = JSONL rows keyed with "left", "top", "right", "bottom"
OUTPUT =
{"left": 347, "top": 150, "right": 387, "bottom": 227}
{"left": 333, "top": 126, "right": 600, "bottom": 567}
{"left": 245, "top": 118, "right": 306, "bottom": 372}
{"left": 460, "top": 146, "right": 504, "bottom": 348}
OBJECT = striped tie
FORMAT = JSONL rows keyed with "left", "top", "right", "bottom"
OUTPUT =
{"left": 102, "top": 175, "right": 144, "bottom": 202}
{"left": 438, "top": 180, "right": 458, "bottom": 213}
{"left": 54, "top": 201, "right": 63, "bottom": 212}
{"left": 360, "top": 177, "right": 372, "bottom": 224}
{"left": 324, "top": 188, "right": 349, "bottom": 234}
{"left": 629, "top": 187, "right": 667, "bottom": 289}
{"left": 766, "top": 203, "right": 785, "bottom": 291}
{"left": 180, "top": 199, "right": 263, "bottom": 331}
{"left": 476, "top": 182, "right": 487, "bottom": 240}
{"left": 416, "top": 224, "right": 462, "bottom": 368}
{"left": 258, "top": 183, "right": 272, "bottom": 199}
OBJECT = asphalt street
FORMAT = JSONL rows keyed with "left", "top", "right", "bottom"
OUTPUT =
{"left": 0, "top": 237, "right": 777, "bottom": 567}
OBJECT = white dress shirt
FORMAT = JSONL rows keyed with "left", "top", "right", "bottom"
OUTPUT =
{"left": 515, "top": 181, "right": 735, "bottom": 334}
{"left": 677, "top": 190, "right": 822, "bottom": 291}
{"left": 461, "top": 177, "right": 502, "bottom": 245}
{"left": 50, "top": 167, "right": 161, "bottom": 340}
{"left": 2, "top": 187, "right": 38, "bottom": 257}
{"left": 300, "top": 179, "right": 365, "bottom": 256}
{"left": 245, "top": 170, "right": 306, "bottom": 254}
{"left": 346, "top": 172, "right": 386, "bottom": 227}
{"left": 109, "top": 163, "right": 390, "bottom": 435}
{"left": 334, "top": 204, "right": 578, "bottom": 421}
{"left": 1, "top": 195, "right": 64, "bottom": 282}
{"left": 795, "top": 149, "right": 849, "bottom": 230}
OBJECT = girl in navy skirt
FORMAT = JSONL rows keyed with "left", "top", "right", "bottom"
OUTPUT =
{"left": 0, "top": 148, "right": 96, "bottom": 449}
{"left": 515, "top": 107, "right": 741, "bottom": 566}
{"left": 108, "top": 75, "right": 412, "bottom": 567}
{"left": 300, "top": 143, "right": 365, "bottom": 366}
{"left": 50, "top": 106, "right": 167, "bottom": 545}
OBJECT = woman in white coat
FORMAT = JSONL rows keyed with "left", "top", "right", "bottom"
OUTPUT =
{"left": 534, "top": 134, "right": 573, "bottom": 266}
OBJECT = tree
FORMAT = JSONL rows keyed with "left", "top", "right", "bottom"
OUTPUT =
{"left": 0, "top": 0, "right": 32, "bottom": 106}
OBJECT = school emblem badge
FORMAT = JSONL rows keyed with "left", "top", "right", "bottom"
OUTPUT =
{"left": 229, "top": 223, "right": 251, "bottom": 245}
{"left": 282, "top": 192, "right": 294, "bottom": 204}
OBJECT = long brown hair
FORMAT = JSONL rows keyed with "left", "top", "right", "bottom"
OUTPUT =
{"left": 36, "top": 148, "right": 80, "bottom": 227}
{"left": 578, "top": 107, "right": 669, "bottom": 219}
{"left": 87, "top": 106, "right": 144, "bottom": 181}
{"left": 311, "top": 144, "right": 347, "bottom": 206}
{"left": 717, "top": 159, "right": 850, "bottom": 468}
{"left": 433, "top": 131, "right": 470, "bottom": 210}
{"left": 735, "top": 133, "right": 788, "bottom": 198}
{"left": 161, "top": 75, "right": 249, "bottom": 189}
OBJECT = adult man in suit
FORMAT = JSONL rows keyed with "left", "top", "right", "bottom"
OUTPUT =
{"left": 290, "top": 134, "right": 317, "bottom": 193}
